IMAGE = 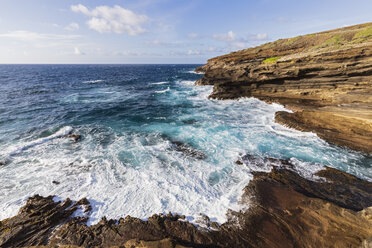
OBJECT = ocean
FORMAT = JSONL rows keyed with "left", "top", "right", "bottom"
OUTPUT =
{"left": 0, "top": 64, "right": 370, "bottom": 224}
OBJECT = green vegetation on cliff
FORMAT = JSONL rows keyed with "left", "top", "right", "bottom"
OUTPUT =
{"left": 354, "top": 26, "right": 372, "bottom": 40}
{"left": 262, "top": 56, "right": 281, "bottom": 64}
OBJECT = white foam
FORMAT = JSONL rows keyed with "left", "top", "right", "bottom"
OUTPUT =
{"left": 8, "top": 126, "right": 73, "bottom": 156}
{"left": 289, "top": 158, "right": 325, "bottom": 181}
{"left": 187, "top": 70, "right": 204, "bottom": 74}
{"left": 177, "top": 80, "right": 196, "bottom": 86}
{"left": 151, "top": 81, "right": 168, "bottom": 85}
{"left": 155, "top": 87, "right": 170, "bottom": 94}
{"left": 83, "top": 80, "right": 104, "bottom": 84}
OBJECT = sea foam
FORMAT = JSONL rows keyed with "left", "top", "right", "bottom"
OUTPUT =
{"left": 151, "top": 81, "right": 168, "bottom": 85}
{"left": 83, "top": 80, "right": 104, "bottom": 84}
{"left": 155, "top": 87, "right": 170, "bottom": 94}
{"left": 8, "top": 126, "right": 73, "bottom": 156}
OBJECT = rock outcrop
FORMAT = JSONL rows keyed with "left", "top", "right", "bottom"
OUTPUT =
{"left": 196, "top": 22, "right": 372, "bottom": 153}
{"left": 1, "top": 157, "right": 371, "bottom": 248}
{"left": 63, "top": 134, "right": 82, "bottom": 142}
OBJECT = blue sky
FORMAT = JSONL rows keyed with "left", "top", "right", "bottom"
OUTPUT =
{"left": 0, "top": 0, "right": 371, "bottom": 64}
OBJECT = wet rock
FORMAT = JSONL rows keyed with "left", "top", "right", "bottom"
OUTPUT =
{"left": 63, "top": 134, "right": 81, "bottom": 142}
{"left": 123, "top": 238, "right": 192, "bottom": 248}
{"left": 0, "top": 195, "right": 91, "bottom": 247}
{"left": 181, "top": 119, "right": 199, "bottom": 125}
{"left": 49, "top": 212, "right": 216, "bottom": 248}
{"left": 235, "top": 160, "right": 243, "bottom": 165}
{"left": 170, "top": 141, "right": 206, "bottom": 160}
{"left": 196, "top": 22, "right": 372, "bottom": 153}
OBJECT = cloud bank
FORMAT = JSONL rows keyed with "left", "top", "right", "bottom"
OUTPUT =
{"left": 71, "top": 4, "right": 148, "bottom": 35}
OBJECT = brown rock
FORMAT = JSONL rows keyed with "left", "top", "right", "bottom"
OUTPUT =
{"left": 196, "top": 22, "right": 372, "bottom": 153}
{"left": 63, "top": 134, "right": 81, "bottom": 142}
{"left": 170, "top": 141, "right": 206, "bottom": 160}
{"left": 0, "top": 195, "right": 90, "bottom": 247}
{"left": 235, "top": 160, "right": 243, "bottom": 165}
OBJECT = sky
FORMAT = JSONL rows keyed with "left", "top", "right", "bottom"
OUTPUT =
{"left": 0, "top": 0, "right": 371, "bottom": 64}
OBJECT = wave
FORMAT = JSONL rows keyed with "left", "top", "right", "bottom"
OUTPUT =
{"left": 150, "top": 81, "right": 168, "bottom": 85}
{"left": 155, "top": 87, "right": 170, "bottom": 94}
{"left": 9, "top": 126, "right": 73, "bottom": 156}
{"left": 187, "top": 70, "right": 204, "bottom": 74}
{"left": 177, "top": 80, "right": 196, "bottom": 86}
{"left": 83, "top": 80, "right": 104, "bottom": 84}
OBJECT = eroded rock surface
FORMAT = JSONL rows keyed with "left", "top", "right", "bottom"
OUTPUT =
{"left": 1, "top": 157, "right": 371, "bottom": 248}
{"left": 196, "top": 23, "right": 372, "bottom": 153}
{"left": 170, "top": 141, "right": 207, "bottom": 160}
{"left": 0, "top": 196, "right": 91, "bottom": 247}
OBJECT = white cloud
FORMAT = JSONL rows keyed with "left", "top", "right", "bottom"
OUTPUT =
{"left": 74, "top": 47, "right": 81, "bottom": 55}
{"left": 146, "top": 40, "right": 185, "bottom": 47}
{"left": 71, "top": 4, "right": 90, "bottom": 15}
{"left": 256, "top": 33, "right": 268, "bottom": 40}
{"left": 71, "top": 4, "right": 148, "bottom": 35}
{"left": 0, "top": 30, "right": 81, "bottom": 41}
{"left": 211, "top": 30, "right": 269, "bottom": 51}
{"left": 212, "top": 31, "right": 236, "bottom": 42}
{"left": 65, "top": 23, "right": 80, "bottom": 31}
{"left": 187, "top": 49, "right": 200, "bottom": 55}
{"left": 74, "top": 47, "right": 86, "bottom": 55}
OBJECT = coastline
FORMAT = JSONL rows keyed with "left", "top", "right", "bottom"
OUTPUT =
{"left": 195, "top": 22, "right": 372, "bottom": 154}
{"left": 1, "top": 23, "right": 372, "bottom": 247}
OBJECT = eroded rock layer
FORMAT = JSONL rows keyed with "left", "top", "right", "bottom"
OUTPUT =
{"left": 1, "top": 157, "right": 371, "bottom": 248}
{"left": 196, "top": 23, "right": 372, "bottom": 153}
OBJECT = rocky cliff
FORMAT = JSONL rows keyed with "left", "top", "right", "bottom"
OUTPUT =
{"left": 1, "top": 156, "right": 371, "bottom": 248}
{"left": 196, "top": 23, "right": 372, "bottom": 153}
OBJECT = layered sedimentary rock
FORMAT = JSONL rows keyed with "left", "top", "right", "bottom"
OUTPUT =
{"left": 196, "top": 23, "right": 372, "bottom": 153}
{"left": 1, "top": 157, "right": 371, "bottom": 248}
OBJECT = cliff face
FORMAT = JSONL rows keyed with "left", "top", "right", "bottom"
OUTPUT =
{"left": 196, "top": 23, "right": 372, "bottom": 153}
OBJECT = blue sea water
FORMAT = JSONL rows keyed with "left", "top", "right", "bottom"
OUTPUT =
{"left": 0, "top": 64, "right": 371, "bottom": 224}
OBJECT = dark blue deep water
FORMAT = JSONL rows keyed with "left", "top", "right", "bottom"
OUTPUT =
{"left": 0, "top": 64, "right": 370, "bottom": 224}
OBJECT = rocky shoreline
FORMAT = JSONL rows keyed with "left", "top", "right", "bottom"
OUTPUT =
{"left": 195, "top": 22, "right": 372, "bottom": 153}
{"left": 1, "top": 156, "right": 371, "bottom": 248}
{"left": 1, "top": 23, "right": 372, "bottom": 248}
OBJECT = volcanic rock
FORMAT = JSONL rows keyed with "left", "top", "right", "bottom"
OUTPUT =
{"left": 170, "top": 141, "right": 206, "bottom": 160}
{"left": 63, "top": 134, "right": 81, "bottom": 142}
{"left": 195, "top": 22, "right": 372, "bottom": 153}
